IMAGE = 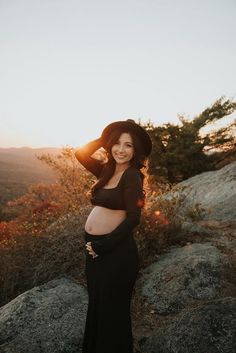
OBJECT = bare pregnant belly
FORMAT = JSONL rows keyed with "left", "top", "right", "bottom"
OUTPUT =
{"left": 85, "top": 206, "right": 126, "bottom": 236}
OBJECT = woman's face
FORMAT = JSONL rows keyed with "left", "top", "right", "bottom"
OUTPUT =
{"left": 111, "top": 132, "right": 134, "bottom": 166}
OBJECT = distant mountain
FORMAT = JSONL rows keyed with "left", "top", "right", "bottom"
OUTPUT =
{"left": 0, "top": 147, "right": 61, "bottom": 207}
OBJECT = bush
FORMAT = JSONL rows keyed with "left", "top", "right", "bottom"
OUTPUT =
{"left": 135, "top": 181, "right": 207, "bottom": 268}
{"left": 0, "top": 211, "right": 89, "bottom": 307}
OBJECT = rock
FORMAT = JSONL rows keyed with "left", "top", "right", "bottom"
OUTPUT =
{"left": 181, "top": 220, "right": 211, "bottom": 235}
{"left": 139, "top": 297, "right": 236, "bottom": 353}
{"left": 138, "top": 243, "right": 228, "bottom": 315}
{"left": 168, "top": 161, "right": 236, "bottom": 222}
{"left": 0, "top": 277, "right": 88, "bottom": 353}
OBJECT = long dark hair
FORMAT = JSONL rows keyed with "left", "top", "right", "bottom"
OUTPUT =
{"left": 90, "top": 127, "right": 148, "bottom": 197}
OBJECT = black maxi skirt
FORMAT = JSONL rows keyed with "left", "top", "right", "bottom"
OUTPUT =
{"left": 82, "top": 229, "right": 140, "bottom": 353}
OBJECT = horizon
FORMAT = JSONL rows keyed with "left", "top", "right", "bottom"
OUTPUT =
{"left": 1, "top": 111, "right": 235, "bottom": 149}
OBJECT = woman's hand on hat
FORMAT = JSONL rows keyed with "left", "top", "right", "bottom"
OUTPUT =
{"left": 86, "top": 241, "right": 99, "bottom": 258}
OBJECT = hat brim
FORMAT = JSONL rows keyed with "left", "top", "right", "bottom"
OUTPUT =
{"left": 101, "top": 120, "right": 152, "bottom": 156}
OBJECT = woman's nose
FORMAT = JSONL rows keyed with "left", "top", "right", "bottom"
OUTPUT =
{"left": 118, "top": 145, "right": 125, "bottom": 152}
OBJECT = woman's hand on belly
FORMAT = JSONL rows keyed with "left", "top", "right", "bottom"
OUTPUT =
{"left": 85, "top": 241, "right": 99, "bottom": 258}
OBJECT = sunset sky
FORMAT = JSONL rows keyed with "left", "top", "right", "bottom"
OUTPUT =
{"left": 1, "top": 0, "right": 235, "bottom": 148}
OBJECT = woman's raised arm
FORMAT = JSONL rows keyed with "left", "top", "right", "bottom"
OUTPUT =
{"left": 74, "top": 138, "right": 104, "bottom": 178}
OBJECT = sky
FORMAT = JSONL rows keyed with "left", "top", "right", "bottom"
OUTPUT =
{"left": 1, "top": 0, "right": 235, "bottom": 148}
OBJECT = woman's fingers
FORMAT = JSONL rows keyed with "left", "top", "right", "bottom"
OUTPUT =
{"left": 85, "top": 242, "right": 99, "bottom": 258}
{"left": 85, "top": 242, "right": 92, "bottom": 251}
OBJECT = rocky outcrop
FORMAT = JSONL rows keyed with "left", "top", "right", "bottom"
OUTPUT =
{"left": 133, "top": 162, "right": 236, "bottom": 352}
{"left": 137, "top": 243, "right": 228, "bottom": 315}
{"left": 1, "top": 162, "right": 235, "bottom": 353}
{"left": 139, "top": 297, "right": 236, "bottom": 353}
{"left": 0, "top": 277, "right": 88, "bottom": 353}
{"left": 170, "top": 161, "right": 236, "bottom": 222}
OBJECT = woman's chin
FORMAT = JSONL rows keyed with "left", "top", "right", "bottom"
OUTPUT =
{"left": 115, "top": 159, "right": 130, "bottom": 166}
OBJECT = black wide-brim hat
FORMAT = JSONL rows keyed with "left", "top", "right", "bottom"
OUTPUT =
{"left": 101, "top": 119, "right": 152, "bottom": 157}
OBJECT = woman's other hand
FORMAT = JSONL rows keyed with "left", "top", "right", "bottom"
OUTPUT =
{"left": 86, "top": 242, "right": 99, "bottom": 258}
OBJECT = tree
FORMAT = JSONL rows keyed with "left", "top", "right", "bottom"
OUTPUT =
{"left": 143, "top": 96, "right": 236, "bottom": 183}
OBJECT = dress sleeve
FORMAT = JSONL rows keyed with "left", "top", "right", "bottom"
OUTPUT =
{"left": 74, "top": 138, "right": 104, "bottom": 179}
{"left": 91, "top": 168, "right": 144, "bottom": 254}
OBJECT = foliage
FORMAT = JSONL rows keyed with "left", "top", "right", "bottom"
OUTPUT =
{"left": 36, "top": 147, "right": 93, "bottom": 211}
{"left": 5, "top": 183, "right": 65, "bottom": 236}
{"left": 0, "top": 148, "right": 56, "bottom": 212}
{"left": 0, "top": 147, "right": 94, "bottom": 237}
{"left": 143, "top": 96, "right": 236, "bottom": 182}
{"left": 135, "top": 180, "right": 208, "bottom": 268}
{"left": 0, "top": 147, "right": 94, "bottom": 306}
{"left": 0, "top": 213, "right": 87, "bottom": 307}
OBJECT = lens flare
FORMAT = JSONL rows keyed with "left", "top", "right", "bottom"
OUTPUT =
{"left": 154, "top": 209, "right": 169, "bottom": 225}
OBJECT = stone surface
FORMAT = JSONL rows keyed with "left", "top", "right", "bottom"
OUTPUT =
{"left": 168, "top": 161, "right": 236, "bottom": 222}
{"left": 139, "top": 297, "right": 236, "bottom": 353}
{"left": 0, "top": 277, "right": 88, "bottom": 353}
{"left": 138, "top": 243, "right": 228, "bottom": 315}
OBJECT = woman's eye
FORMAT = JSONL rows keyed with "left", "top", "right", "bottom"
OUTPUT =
{"left": 113, "top": 142, "right": 133, "bottom": 147}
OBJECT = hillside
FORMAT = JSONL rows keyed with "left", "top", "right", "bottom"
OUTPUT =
{"left": 0, "top": 161, "right": 235, "bottom": 353}
{"left": 0, "top": 147, "right": 60, "bottom": 207}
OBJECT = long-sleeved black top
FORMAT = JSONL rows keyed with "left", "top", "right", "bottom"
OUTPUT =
{"left": 74, "top": 138, "right": 144, "bottom": 254}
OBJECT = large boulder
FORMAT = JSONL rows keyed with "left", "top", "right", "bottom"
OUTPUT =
{"left": 139, "top": 297, "right": 236, "bottom": 353}
{"left": 0, "top": 277, "right": 88, "bottom": 353}
{"left": 169, "top": 161, "right": 236, "bottom": 222}
{"left": 138, "top": 243, "right": 229, "bottom": 315}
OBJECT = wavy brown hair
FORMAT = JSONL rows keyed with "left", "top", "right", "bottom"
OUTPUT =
{"left": 90, "top": 127, "right": 149, "bottom": 200}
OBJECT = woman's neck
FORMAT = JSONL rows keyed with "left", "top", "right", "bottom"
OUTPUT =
{"left": 114, "top": 163, "right": 130, "bottom": 174}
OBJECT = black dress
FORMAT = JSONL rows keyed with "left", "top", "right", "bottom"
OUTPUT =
{"left": 76, "top": 148, "right": 143, "bottom": 353}
{"left": 83, "top": 229, "right": 140, "bottom": 353}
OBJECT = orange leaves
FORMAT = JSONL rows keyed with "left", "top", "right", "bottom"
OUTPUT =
{"left": 1, "top": 146, "right": 94, "bottom": 240}
{"left": 0, "top": 220, "right": 22, "bottom": 245}
{"left": 32, "top": 201, "right": 62, "bottom": 215}
{"left": 7, "top": 183, "right": 67, "bottom": 236}
{"left": 138, "top": 178, "right": 182, "bottom": 235}
{"left": 37, "top": 147, "right": 93, "bottom": 208}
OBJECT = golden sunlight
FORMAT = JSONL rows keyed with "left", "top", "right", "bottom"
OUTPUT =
{"left": 154, "top": 210, "right": 169, "bottom": 225}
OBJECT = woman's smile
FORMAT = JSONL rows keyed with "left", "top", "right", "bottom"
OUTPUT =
{"left": 111, "top": 132, "right": 134, "bottom": 165}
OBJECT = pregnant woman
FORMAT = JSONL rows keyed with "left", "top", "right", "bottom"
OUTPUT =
{"left": 74, "top": 119, "right": 152, "bottom": 353}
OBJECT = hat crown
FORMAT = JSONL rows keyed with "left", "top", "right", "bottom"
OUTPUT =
{"left": 101, "top": 119, "right": 152, "bottom": 156}
{"left": 126, "top": 119, "right": 136, "bottom": 124}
